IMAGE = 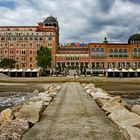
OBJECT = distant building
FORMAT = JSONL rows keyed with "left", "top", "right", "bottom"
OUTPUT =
{"left": 0, "top": 16, "right": 140, "bottom": 76}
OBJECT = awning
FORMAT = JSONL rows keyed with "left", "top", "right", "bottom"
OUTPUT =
{"left": 2, "top": 69, "right": 9, "bottom": 72}
{"left": 128, "top": 68, "right": 134, "bottom": 72}
{"left": 114, "top": 69, "right": 120, "bottom": 72}
{"left": 25, "top": 69, "right": 31, "bottom": 72}
{"left": 121, "top": 68, "right": 128, "bottom": 72}
{"left": 10, "top": 69, "right": 17, "bottom": 72}
{"left": 17, "top": 69, "right": 23, "bottom": 72}
{"left": 137, "top": 68, "right": 140, "bottom": 72}
{"left": 108, "top": 69, "right": 113, "bottom": 72}
{"left": 31, "top": 69, "right": 38, "bottom": 72}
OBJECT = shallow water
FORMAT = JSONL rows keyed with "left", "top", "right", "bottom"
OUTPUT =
{"left": 0, "top": 92, "right": 33, "bottom": 112}
{"left": 122, "top": 95, "right": 140, "bottom": 106}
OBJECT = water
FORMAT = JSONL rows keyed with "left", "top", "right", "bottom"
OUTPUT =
{"left": 122, "top": 95, "right": 140, "bottom": 106}
{"left": 0, "top": 92, "right": 33, "bottom": 112}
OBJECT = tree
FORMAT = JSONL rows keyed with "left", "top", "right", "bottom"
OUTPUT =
{"left": 36, "top": 46, "right": 52, "bottom": 76}
{"left": 0, "top": 58, "right": 16, "bottom": 68}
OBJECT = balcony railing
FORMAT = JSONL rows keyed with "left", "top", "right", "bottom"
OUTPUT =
{"left": 109, "top": 53, "right": 128, "bottom": 57}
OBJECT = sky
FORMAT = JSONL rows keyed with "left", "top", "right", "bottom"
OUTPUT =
{"left": 0, "top": 0, "right": 140, "bottom": 43}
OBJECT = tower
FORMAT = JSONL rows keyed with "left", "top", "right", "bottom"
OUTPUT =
{"left": 37, "top": 16, "right": 59, "bottom": 68}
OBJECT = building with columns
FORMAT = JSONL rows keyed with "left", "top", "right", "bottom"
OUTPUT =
{"left": 0, "top": 16, "right": 140, "bottom": 76}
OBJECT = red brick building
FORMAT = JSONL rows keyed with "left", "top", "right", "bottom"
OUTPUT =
{"left": 0, "top": 16, "right": 140, "bottom": 76}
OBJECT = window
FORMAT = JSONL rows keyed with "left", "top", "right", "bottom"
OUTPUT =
{"left": 30, "top": 50, "right": 33, "bottom": 55}
{"left": 124, "top": 49, "right": 127, "bottom": 53}
{"left": 119, "top": 49, "right": 122, "bottom": 53}
{"left": 30, "top": 57, "right": 32, "bottom": 62}
{"left": 134, "top": 48, "right": 137, "bottom": 52}
{"left": 114, "top": 49, "right": 118, "bottom": 53}
{"left": 109, "top": 49, "right": 113, "bottom": 53}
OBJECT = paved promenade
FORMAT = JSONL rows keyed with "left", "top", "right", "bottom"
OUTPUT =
{"left": 23, "top": 82, "right": 125, "bottom": 140}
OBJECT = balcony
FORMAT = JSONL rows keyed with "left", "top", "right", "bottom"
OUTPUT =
{"left": 109, "top": 53, "right": 128, "bottom": 58}
{"left": 133, "top": 53, "right": 140, "bottom": 58}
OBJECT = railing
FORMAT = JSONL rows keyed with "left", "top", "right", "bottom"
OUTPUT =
{"left": 109, "top": 53, "right": 128, "bottom": 57}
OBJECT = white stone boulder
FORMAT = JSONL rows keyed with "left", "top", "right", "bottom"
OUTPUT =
{"left": 16, "top": 101, "right": 44, "bottom": 124}
{"left": 108, "top": 108, "right": 140, "bottom": 127}
{"left": 0, "top": 118, "right": 29, "bottom": 140}
{"left": 102, "top": 99, "right": 125, "bottom": 114}
{"left": 132, "top": 105, "right": 140, "bottom": 115}
{"left": 84, "top": 83, "right": 95, "bottom": 90}
{"left": 56, "top": 85, "right": 61, "bottom": 91}
{"left": 86, "top": 89, "right": 91, "bottom": 94}
{"left": 120, "top": 125, "right": 140, "bottom": 140}
{"left": 90, "top": 91, "right": 111, "bottom": 100}
{"left": 95, "top": 98, "right": 111, "bottom": 107}
{"left": 0, "top": 108, "right": 14, "bottom": 123}
{"left": 113, "top": 96, "right": 130, "bottom": 109}
{"left": 33, "top": 90, "right": 39, "bottom": 94}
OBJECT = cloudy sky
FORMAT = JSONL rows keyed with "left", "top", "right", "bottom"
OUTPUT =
{"left": 0, "top": 0, "right": 140, "bottom": 43}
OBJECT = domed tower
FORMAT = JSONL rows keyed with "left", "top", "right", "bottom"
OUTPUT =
{"left": 37, "top": 16, "right": 59, "bottom": 68}
{"left": 128, "top": 34, "right": 140, "bottom": 44}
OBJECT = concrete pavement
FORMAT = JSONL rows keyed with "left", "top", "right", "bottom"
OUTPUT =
{"left": 23, "top": 82, "right": 125, "bottom": 140}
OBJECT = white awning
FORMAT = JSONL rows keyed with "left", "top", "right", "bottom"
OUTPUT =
{"left": 17, "top": 69, "right": 23, "bottom": 72}
{"left": 0, "top": 68, "right": 3, "bottom": 72}
{"left": 108, "top": 69, "right": 113, "bottom": 72}
{"left": 121, "top": 68, "right": 128, "bottom": 72}
{"left": 10, "top": 69, "right": 17, "bottom": 72}
{"left": 2, "top": 69, "right": 9, "bottom": 72}
{"left": 25, "top": 69, "right": 31, "bottom": 72}
{"left": 114, "top": 69, "right": 120, "bottom": 72}
{"left": 137, "top": 68, "right": 140, "bottom": 72}
{"left": 31, "top": 69, "right": 38, "bottom": 72}
{"left": 128, "top": 68, "right": 134, "bottom": 72}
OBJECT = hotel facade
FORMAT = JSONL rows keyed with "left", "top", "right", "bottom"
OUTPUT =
{"left": 0, "top": 16, "right": 140, "bottom": 76}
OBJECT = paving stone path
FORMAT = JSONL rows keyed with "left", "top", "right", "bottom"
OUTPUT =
{"left": 23, "top": 82, "right": 125, "bottom": 140}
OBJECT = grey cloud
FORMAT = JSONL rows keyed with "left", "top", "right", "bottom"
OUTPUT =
{"left": 0, "top": 0, "right": 140, "bottom": 43}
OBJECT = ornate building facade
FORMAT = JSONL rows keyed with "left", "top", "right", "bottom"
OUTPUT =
{"left": 0, "top": 16, "right": 140, "bottom": 76}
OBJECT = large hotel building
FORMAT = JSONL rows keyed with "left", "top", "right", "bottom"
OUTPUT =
{"left": 0, "top": 16, "right": 140, "bottom": 77}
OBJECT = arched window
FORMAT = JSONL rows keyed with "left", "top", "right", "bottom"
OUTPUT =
{"left": 114, "top": 49, "right": 118, "bottom": 53}
{"left": 124, "top": 49, "right": 127, "bottom": 53}
{"left": 109, "top": 49, "right": 113, "bottom": 53}
{"left": 138, "top": 48, "right": 140, "bottom": 52}
{"left": 101, "top": 48, "right": 104, "bottom": 52}
{"left": 96, "top": 48, "right": 99, "bottom": 52}
{"left": 92, "top": 48, "right": 95, "bottom": 52}
{"left": 134, "top": 48, "right": 137, "bottom": 52}
{"left": 119, "top": 49, "right": 122, "bottom": 53}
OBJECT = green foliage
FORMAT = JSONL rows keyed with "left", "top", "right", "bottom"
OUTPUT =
{"left": 0, "top": 58, "right": 16, "bottom": 68}
{"left": 36, "top": 46, "right": 52, "bottom": 75}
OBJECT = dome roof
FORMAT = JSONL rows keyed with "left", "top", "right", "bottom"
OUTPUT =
{"left": 45, "top": 16, "right": 57, "bottom": 23}
{"left": 128, "top": 34, "right": 140, "bottom": 44}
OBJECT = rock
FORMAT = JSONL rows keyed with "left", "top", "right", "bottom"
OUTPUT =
{"left": 0, "top": 118, "right": 29, "bottom": 140}
{"left": 0, "top": 108, "right": 14, "bottom": 122}
{"left": 95, "top": 98, "right": 110, "bottom": 107}
{"left": 108, "top": 108, "right": 140, "bottom": 127}
{"left": 102, "top": 99, "right": 125, "bottom": 114}
{"left": 84, "top": 83, "right": 95, "bottom": 90}
{"left": 33, "top": 90, "right": 39, "bottom": 94}
{"left": 56, "top": 85, "right": 61, "bottom": 91}
{"left": 12, "top": 104, "right": 23, "bottom": 113}
{"left": 86, "top": 89, "right": 91, "bottom": 94}
{"left": 90, "top": 91, "right": 111, "bottom": 100}
{"left": 113, "top": 96, "right": 131, "bottom": 109}
{"left": 38, "top": 92, "right": 48, "bottom": 96}
{"left": 132, "top": 105, "right": 140, "bottom": 115}
{"left": 16, "top": 101, "right": 44, "bottom": 124}
{"left": 120, "top": 125, "right": 140, "bottom": 140}
{"left": 0, "top": 116, "right": 2, "bottom": 125}
{"left": 45, "top": 90, "right": 49, "bottom": 94}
